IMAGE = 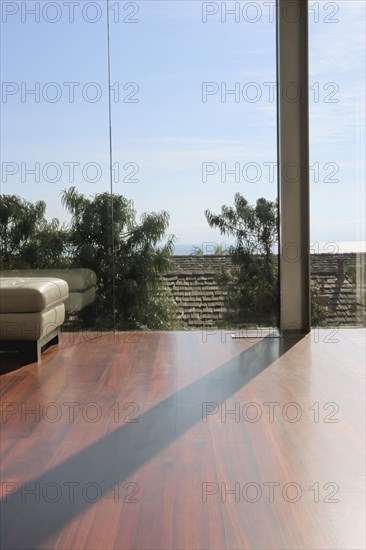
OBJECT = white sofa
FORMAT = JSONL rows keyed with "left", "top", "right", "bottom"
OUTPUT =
{"left": 0, "top": 277, "right": 69, "bottom": 364}
{"left": 0, "top": 268, "right": 97, "bottom": 312}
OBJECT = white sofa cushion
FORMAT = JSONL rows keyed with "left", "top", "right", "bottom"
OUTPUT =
{"left": 0, "top": 269, "right": 96, "bottom": 292}
{"left": 67, "top": 287, "right": 96, "bottom": 312}
{"left": 0, "top": 303, "right": 65, "bottom": 340}
{"left": 0, "top": 277, "right": 69, "bottom": 313}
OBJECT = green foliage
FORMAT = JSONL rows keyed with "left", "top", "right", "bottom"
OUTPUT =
{"left": 0, "top": 190, "right": 179, "bottom": 330}
{"left": 205, "top": 193, "right": 326, "bottom": 328}
{"left": 310, "top": 282, "right": 328, "bottom": 326}
{"left": 347, "top": 266, "right": 356, "bottom": 285}
{"left": 190, "top": 246, "right": 204, "bottom": 256}
{"left": 0, "top": 194, "right": 68, "bottom": 269}
{"left": 61, "top": 187, "right": 179, "bottom": 330}
{"left": 190, "top": 244, "right": 229, "bottom": 256}
{"left": 205, "top": 193, "right": 279, "bottom": 327}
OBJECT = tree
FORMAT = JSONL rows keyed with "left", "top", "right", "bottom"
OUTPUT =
{"left": 205, "top": 193, "right": 326, "bottom": 327}
{"left": 190, "top": 246, "right": 204, "bottom": 256}
{"left": 205, "top": 193, "right": 278, "bottom": 327}
{"left": 190, "top": 244, "right": 229, "bottom": 256}
{"left": 61, "top": 187, "right": 179, "bottom": 330}
{"left": 0, "top": 195, "right": 67, "bottom": 270}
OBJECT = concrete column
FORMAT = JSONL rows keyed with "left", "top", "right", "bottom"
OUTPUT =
{"left": 277, "top": 0, "right": 311, "bottom": 333}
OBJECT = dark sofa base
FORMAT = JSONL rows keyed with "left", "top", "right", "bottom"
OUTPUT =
{"left": 0, "top": 328, "right": 60, "bottom": 366}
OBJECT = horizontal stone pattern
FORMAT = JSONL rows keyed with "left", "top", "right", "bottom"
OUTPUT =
{"left": 163, "top": 273, "right": 227, "bottom": 329}
{"left": 163, "top": 254, "right": 365, "bottom": 329}
{"left": 169, "top": 256, "right": 234, "bottom": 273}
{"left": 311, "top": 253, "right": 365, "bottom": 326}
{"left": 310, "top": 252, "right": 361, "bottom": 272}
{"left": 311, "top": 273, "right": 363, "bottom": 326}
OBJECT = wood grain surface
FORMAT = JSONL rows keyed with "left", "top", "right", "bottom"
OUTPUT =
{"left": 0, "top": 329, "right": 365, "bottom": 549}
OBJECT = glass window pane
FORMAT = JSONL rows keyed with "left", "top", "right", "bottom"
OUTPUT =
{"left": 309, "top": 0, "right": 366, "bottom": 328}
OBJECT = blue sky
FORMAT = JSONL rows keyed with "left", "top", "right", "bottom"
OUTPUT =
{"left": 1, "top": 0, "right": 365, "bottom": 252}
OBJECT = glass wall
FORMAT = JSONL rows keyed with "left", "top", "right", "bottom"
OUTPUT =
{"left": 1, "top": 2, "right": 113, "bottom": 332}
{"left": 309, "top": 0, "right": 365, "bottom": 327}
{"left": 1, "top": 1, "right": 279, "bottom": 332}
